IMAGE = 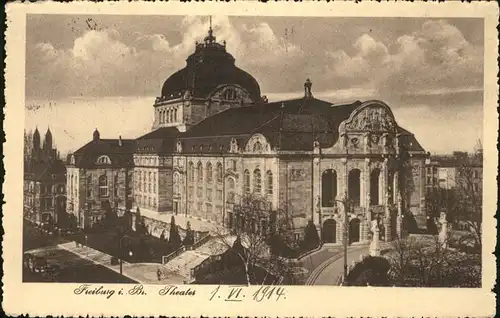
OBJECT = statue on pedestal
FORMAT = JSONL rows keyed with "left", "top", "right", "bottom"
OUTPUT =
{"left": 438, "top": 212, "right": 448, "bottom": 248}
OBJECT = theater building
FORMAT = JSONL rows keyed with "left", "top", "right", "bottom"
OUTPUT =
{"left": 67, "top": 25, "right": 428, "bottom": 244}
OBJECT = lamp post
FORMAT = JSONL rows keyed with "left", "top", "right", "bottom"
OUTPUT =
{"left": 119, "top": 235, "right": 133, "bottom": 276}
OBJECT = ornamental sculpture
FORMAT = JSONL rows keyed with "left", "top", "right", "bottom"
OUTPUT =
{"left": 345, "top": 106, "right": 397, "bottom": 132}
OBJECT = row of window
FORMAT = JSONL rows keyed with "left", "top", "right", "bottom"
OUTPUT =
{"left": 243, "top": 169, "right": 273, "bottom": 195}
{"left": 134, "top": 170, "right": 157, "bottom": 194}
{"left": 186, "top": 161, "right": 273, "bottom": 195}
{"left": 34, "top": 184, "right": 65, "bottom": 195}
{"left": 135, "top": 194, "right": 157, "bottom": 208}
{"left": 135, "top": 156, "right": 159, "bottom": 167}
{"left": 158, "top": 107, "right": 179, "bottom": 124}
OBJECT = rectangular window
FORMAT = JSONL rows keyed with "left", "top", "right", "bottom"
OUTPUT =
{"left": 231, "top": 160, "right": 237, "bottom": 171}
{"left": 216, "top": 189, "right": 223, "bottom": 201}
{"left": 197, "top": 186, "right": 203, "bottom": 198}
{"left": 188, "top": 185, "right": 194, "bottom": 198}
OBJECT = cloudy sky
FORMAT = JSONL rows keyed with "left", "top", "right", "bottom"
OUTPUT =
{"left": 25, "top": 15, "right": 484, "bottom": 155}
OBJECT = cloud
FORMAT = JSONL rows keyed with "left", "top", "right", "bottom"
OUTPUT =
{"left": 26, "top": 16, "right": 301, "bottom": 99}
{"left": 325, "top": 20, "right": 483, "bottom": 98}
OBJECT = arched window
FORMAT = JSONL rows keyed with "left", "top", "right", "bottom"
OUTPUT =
{"left": 96, "top": 155, "right": 111, "bottom": 165}
{"left": 253, "top": 169, "right": 262, "bottom": 193}
{"left": 266, "top": 171, "right": 273, "bottom": 195}
{"left": 170, "top": 109, "right": 174, "bottom": 123}
{"left": 188, "top": 161, "right": 194, "bottom": 182}
{"left": 98, "top": 175, "right": 108, "bottom": 197}
{"left": 253, "top": 141, "right": 263, "bottom": 152}
{"left": 206, "top": 162, "right": 213, "bottom": 183}
{"left": 244, "top": 170, "right": 250, "bottom": 193}
{"left": 216, "top": 163, "right": 223, "bottom": 183}
{"left": 322, "top": 169, "right": 337, "bottom": 207}
{"left": 227, "top": 177, "right": 235, "bottom": 190}
{"left": 197, "top": 162, "right": 203, "bottom": 182}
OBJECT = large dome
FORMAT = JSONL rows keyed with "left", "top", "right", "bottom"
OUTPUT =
{"left": 160, "top": 28, "right": 261, "bottom": 101}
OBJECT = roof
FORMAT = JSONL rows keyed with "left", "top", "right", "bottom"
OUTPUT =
{"left": 71, "top": 139, "right": 136, "bottom": 167}
{"left": 160, "top": 33, "right": 261, "bottom": 101}
{"left": 396, "top": 126, "right": 426, "bottom": 153}
{"left": 25, "top": 159, "right": 66, "bottom": 182}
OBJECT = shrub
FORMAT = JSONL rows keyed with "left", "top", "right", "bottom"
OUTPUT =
{"left": 300, "top": 221, "right": 320, "bottom": 252}
{"left": 168, "top": 216, "right": 182, "bottom": 249}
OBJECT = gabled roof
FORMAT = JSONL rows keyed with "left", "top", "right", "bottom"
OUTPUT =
{"left": 25, "top": 159, "right": 65, "bottom": 182}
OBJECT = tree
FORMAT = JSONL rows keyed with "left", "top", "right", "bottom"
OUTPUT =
{"left": 300, "top": 220, "right": 320, "bottom": 252}
{"left": 386, "top": 235, "right": 479, "bottom": 287}
{"left": 103, "top": 201, "right": 118, "bottom": 228}
{"left": 212, "top": 194, "right": 296, "bottom": 285}
{"left": 183, "top": 221, "right": 195, "bottom": 246}
{"left": 168, "top": 216, "right": 182, "bottom": 249}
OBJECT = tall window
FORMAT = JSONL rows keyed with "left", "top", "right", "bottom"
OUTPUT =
{"left": 197, "top": 162, "right": 203, "bottom": 182}
{"left": 139, "top": 171, "right": 143, "bottom": 192}
{"left": 253, "top": 169, "right": 262, "bottom": 193}
{"left": 143, "top": 171, "right": 147, "bottom": 192}
{"left": 148, "top": 172, "right": 152, "bottom": 193}
{"left": 216, "top": 163, "right": 223, "bottom": 183}
{"left": 206, "top": 162, "right": 213, "bottom": 183}
{"left": 244, "top": 170, "right": 251, "bottom": 193}
{"left": 266, "top": 170, "right": 273, "bottom": 195}
{"left": 98, "top": 175, "right": 108, "bottom": 197}
{"left": 70, "top": 175, "right": 73, "bottom": 196}
{"left": 153, "top": 172, "right": 156, "bottom": 194}
{"left": 86, "top": 175, "right": 92, "bottom": 198}
{"left": 114, "top": 174, "right": 119, "bottom": 197}
{"left": 188, "top": 161, "right": 194, "bottom": 182}
{"left": 173, "top": 173, "right": 179, "bottom": 195}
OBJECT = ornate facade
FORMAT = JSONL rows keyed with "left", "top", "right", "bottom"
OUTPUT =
{"left": 66, "top": 25, "right": 428, "bottom": 243}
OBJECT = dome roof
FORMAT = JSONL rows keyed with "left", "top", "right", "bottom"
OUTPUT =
{"left": 160, "top": 28, "right": 261, "bottom": 101}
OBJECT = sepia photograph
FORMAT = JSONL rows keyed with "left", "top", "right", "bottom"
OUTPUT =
{"left": 4, "top": 2, "right": 498, "bottom": 316}
{"left": 22, "top": 14, "right": 486, "bottom": 287}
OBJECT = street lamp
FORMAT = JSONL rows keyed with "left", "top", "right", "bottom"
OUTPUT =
{"left": 119, "top": 235, "right": 133, "bottom": 276}
{"left": 331, "top": 195, "right": 350, "bottom": 282}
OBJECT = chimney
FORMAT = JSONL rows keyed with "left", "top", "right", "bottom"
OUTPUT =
{"left": 118, "top": 135, "right": 123, "bottom": 147}
{"left": 304, "top": 78, "right": 312, "bottom": 98}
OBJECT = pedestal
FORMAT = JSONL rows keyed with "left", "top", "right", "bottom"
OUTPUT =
{"left": 369, "top": 227, "right": 380, "bottom": 257}
{"left": 384, "top": 216, "right": 391, "bottom": 242}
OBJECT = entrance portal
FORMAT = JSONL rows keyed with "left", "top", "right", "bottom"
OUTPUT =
{"left": 322, "top": 219, "right": 337, "bottom": 243}
{"left": 349, "top": 218, "right": 361, "bottom": 243}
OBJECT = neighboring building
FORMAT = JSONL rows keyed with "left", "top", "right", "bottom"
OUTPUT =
{"left": 24, "top": 128, "right": 66, "bottom": 225}
{"left": 425, "top": 150, "right": 483, "bottom": 218}
{"left": 66, "top": 132, "right": 135, "bottom": 229}
{"left": 67, "top": 25, "right": 428, "bottom": 244}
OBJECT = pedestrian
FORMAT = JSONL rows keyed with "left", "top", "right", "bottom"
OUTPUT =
{"left": 157, "top": 268, "right": 162, "bottom": 281}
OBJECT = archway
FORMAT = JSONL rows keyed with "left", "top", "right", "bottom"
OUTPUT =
{"left": 322, "top": 219, "right": 337, "bottom": 243}
{"left": 348, "top": 169, "right": 361, "bottom": 206}
{"left": 349, "top": 218, "right": 361, "bottom": 243}
{"left": 321, "top": 169, "right": 337, "bottom": 207}
{"left": 370, "top": 168, "right": 381, "bottom": 205}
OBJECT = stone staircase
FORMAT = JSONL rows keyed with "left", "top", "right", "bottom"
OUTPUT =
{"left": 163, "top": 236, "right": 236, "bottom": 279}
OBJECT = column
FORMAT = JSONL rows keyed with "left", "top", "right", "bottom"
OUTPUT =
{"left": 383, "top": 158, "right": 389, "bottom": 216}
{"left": 364, "top": 158, "right": 371, "bottom": 220}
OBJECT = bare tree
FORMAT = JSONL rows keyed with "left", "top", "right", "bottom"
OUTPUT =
{"left": 211, "top": 193, "right": 295, "bottom": 285}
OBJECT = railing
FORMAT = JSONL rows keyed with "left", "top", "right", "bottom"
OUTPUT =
{"left": 189, "top": 233, "right": 212, "bottom": 250}
{"left": 190, "top": 253, "right": 223, "bottom": 282}
{"left": 162, "top": 245, "right": 186, "bottom": 265}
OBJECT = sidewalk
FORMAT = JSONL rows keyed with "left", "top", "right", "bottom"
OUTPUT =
{"left": 58, "top": 242, "right": 185, "bottom": 284}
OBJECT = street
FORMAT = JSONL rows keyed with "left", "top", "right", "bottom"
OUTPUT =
{"left": 23, "top": 246, "right": 137, "bottom": 283}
